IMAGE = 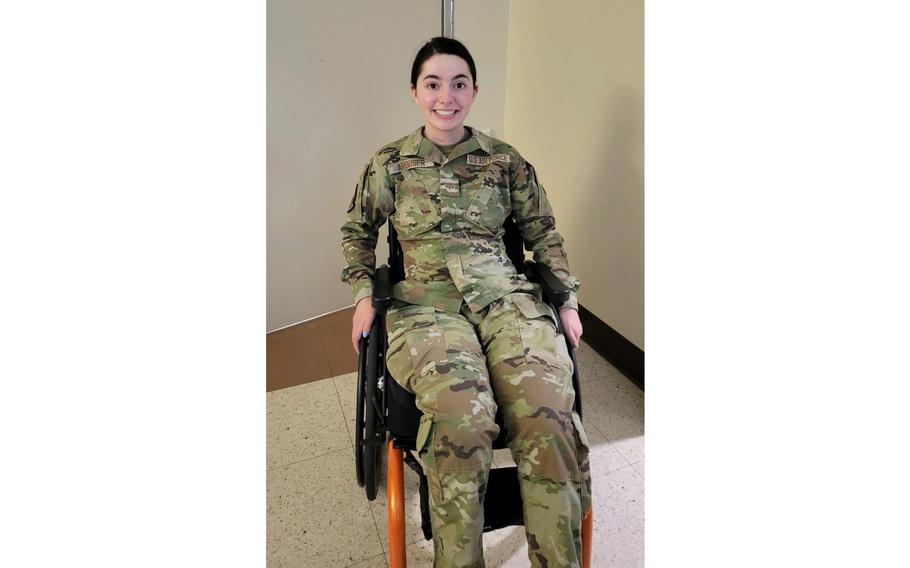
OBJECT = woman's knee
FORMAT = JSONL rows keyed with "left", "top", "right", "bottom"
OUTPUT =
{"left": 505, "top": 409, "right": 590, "bottom": 483}
{"left": 418, "top": 408, "right": 498, "bottom": 474}
{"left": 418, "top": 366, "right": 499, "bottom": 449}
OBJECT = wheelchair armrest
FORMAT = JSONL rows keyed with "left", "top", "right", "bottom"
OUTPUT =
{"left": 372, "top": 265, "right": 391, "bottom": 313}
{"left": 524, "top": 261, "right": 571, "bottom": 306}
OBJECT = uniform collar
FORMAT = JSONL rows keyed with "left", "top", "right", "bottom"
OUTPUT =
{"left": 471, "top": 127, "right": 494, "bottom": 154}
{"left": 400, "top": 126, "right": 493, "bottom": 163}
{"left": 399, "top": 127, "right": 426, "bottom": 157}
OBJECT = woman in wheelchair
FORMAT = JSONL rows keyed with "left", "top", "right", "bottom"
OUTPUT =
{"left": 341, "top": 37, "right": 592, "bottom": 568}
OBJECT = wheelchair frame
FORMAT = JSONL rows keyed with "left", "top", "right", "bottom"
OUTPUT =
{"left": 354, "top": 217, "right": 593, "bottom": 567}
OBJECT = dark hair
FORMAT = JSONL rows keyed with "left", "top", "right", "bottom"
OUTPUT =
{"left": 410, "top": 37, "right": 477, "bottom": 87}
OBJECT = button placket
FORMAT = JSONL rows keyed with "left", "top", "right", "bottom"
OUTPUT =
{"left": 438, "top": 167, "right": 461, "bottom": 232}
{"left": 439, "top": 168, "right": 460, "bottom": 198}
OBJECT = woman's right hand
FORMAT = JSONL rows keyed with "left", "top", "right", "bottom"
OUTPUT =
{"left": 351, "top": 296, "right": 376, "bottom": 354}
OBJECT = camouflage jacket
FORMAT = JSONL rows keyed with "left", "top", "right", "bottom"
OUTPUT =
{"left": 340, "top": 126, "right": 580, "bottom": 314}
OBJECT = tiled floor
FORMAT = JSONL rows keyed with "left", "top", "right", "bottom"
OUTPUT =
{"left": 267, "top": 339, "right": 644, "bottom": 567}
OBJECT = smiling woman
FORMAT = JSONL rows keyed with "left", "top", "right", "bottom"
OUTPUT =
{"left": 410, "top": 52, "right": 478, "bottom": 146}
{"left": 339, "top": 36, "right": 590, "bottom": 567}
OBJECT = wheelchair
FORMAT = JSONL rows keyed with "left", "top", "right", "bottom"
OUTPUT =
{"left": 354, "top": 217, "right": 593, "bottom": 567}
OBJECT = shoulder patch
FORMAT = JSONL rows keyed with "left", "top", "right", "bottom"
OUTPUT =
{"left": 348, "top": 161, "right": 371, "bottom": 215}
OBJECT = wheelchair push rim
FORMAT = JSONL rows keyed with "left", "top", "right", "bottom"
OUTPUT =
{"left": 355, "top": 316, "right": 386, "bottom": 500}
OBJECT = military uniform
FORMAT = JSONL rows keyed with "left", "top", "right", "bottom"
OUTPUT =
{"left": 341, "top": 126, "right": 592, "bottom": 568}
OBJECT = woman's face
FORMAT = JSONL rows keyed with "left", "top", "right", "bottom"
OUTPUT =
{"left": 411, "top": 53, "right": 478, "bottom": 145}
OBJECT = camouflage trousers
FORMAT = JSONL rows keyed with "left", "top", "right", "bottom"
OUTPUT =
{"left": 385, "top": 291, "right": 592, "bottom": 568}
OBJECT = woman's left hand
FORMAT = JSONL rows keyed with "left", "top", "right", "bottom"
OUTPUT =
{"left": 559, "top": 308, "right": 583, "bottom": 349}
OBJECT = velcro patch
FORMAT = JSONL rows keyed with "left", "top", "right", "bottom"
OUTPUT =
{"left": 440, "top": 170, "right": 460, "bottom": 196}
{"left": 491, "top": 153, "right": 511, "bottom": 164}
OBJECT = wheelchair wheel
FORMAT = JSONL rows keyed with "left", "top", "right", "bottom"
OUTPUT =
{"left": 362, "top": 318, "right": 384, "bottom": 500}
{"left": 355, "top": 335, "right": 368, "bottom": 489}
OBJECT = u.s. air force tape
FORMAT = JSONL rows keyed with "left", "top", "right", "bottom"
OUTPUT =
{"left": 467, "top": 153, "right": 511, "bottom": 166}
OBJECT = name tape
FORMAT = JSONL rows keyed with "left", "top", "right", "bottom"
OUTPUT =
{"left": 388, "top": 159, "right": 434, "bottom": 173}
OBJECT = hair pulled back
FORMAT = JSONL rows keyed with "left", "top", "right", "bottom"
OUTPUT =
{"left": 410, "top": 37, "right": 477, "bottom": 87}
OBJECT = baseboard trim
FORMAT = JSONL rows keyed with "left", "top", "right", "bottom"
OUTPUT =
{"left": 268, "top": 303, "right": 356, "bottom": 335}
{"left": 577, "top": 305, "right": 644, "bottom": 391}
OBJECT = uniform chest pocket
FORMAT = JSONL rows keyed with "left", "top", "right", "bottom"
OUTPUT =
{"left": 465, "top": 165, "right": 509, "bottom": 230}
{"left": 392, "top": 177, "right": 442, "bottom": 237}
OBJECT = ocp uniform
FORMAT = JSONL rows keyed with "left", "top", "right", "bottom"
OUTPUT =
{"left": 341, "top": 126, "right": 592, "bottom": 568}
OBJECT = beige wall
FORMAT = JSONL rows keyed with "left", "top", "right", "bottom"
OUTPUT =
{"left": 504, "top": 0, "right": 644, "bottom": 348}
{"left": 267, "top": 0, "right": 510, "bottom": 331}
{"left": 268, "top": 0, "right": 643, "bottom": 346}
